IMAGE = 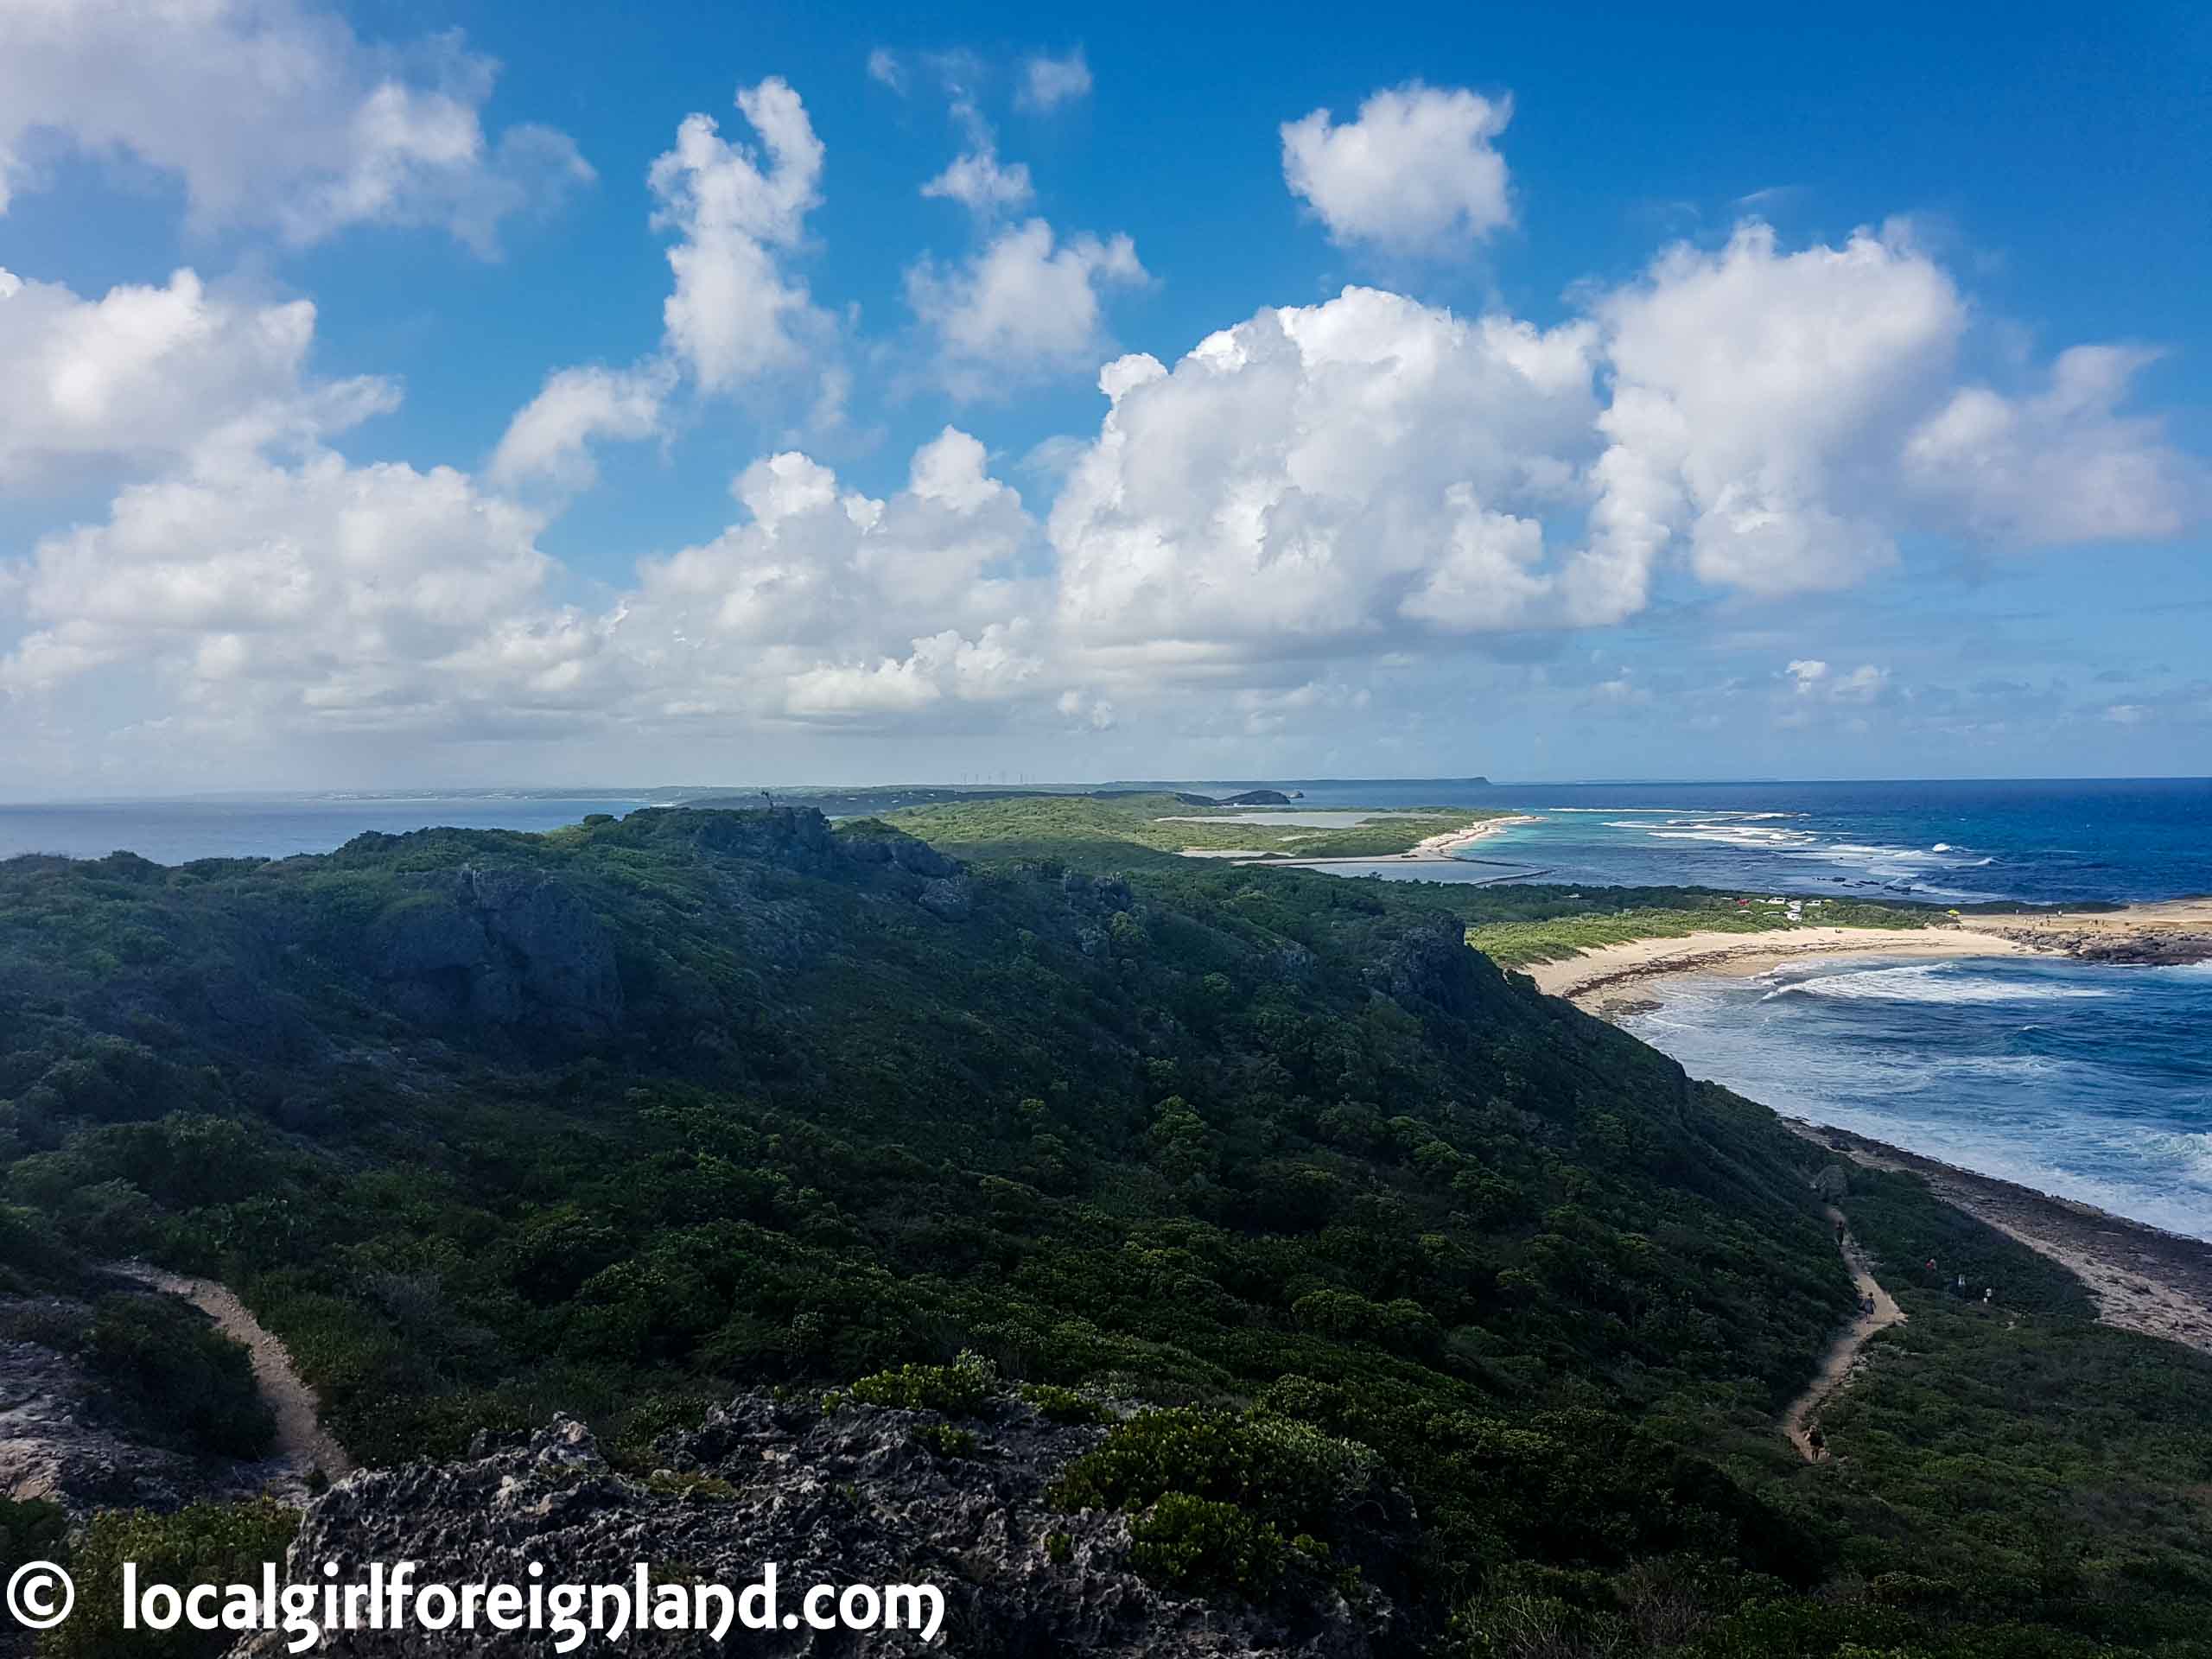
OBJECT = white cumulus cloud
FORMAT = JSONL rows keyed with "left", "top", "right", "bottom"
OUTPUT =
{"left": 907, "top": 219, "right": 1146, "bottom": 397}
{"left": 1047, "top": 286, "right": 1603, "bottom": 676}
{"left": 489, "top": 364, "right": 674, "bottom": 493}
{"left": 0, "top": 265, "right": 394, "bottom": 491}
{"left": 1, "top": 448, "right": 558, "bottom": 726}
{"left": 1904, "top": 345, "right": 2198, "bottom": 544}
{"left": 609, "top": 429, "right": 1046, "bottom": 723}
{"left": 921, "top": 147, "right": 1035, "bottom": 218}
{"left": 1586, "top": 221, "right": 1965, "bottom": 611}
{"left": 1281, "top": 83, "right": 1513, "bottom": 256}
{"left": 0, "top": 0, "right": 588, "bottom": 252}
{"left": 649, "top": 78, "right": 829, "bottom": 394}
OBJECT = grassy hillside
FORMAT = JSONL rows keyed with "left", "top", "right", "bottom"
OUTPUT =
{"left": 1, "top": 807, "right": 2209, "bottom": 1656}
{"left": 886, "top": 791, "right": 1503, "bottom": 858}
{"left": 1460, "top": 894, "right": 1931, "bottom": 968}
{"left": 889, "top": 796, "right": 1936, "bottom": 967}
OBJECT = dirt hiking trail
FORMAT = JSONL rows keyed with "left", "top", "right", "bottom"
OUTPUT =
{"left": 1783, "top": 1205, "right": 1904, "bottom": 1463}
{"left": 119, "top": 1264, "right": 353, "bottom": 1498}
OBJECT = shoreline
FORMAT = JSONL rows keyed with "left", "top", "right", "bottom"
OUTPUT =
{"left": 1782, "top": 1118, "right": 2212, "bottom": 1356}
{"left": 1524, "top": 896, "right": 2212, "bottom": 1007}
{"left": 1522, "top": 899, "right": 2212, "bottom": 1353}
{"left": 1247, "top": 812, "right": 1544, "bottom": 868}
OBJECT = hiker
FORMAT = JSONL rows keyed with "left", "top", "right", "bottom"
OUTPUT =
{"left": 1983, "top": 1286, "right": 1993, "bottom": 1305}
{"left": 1955, "top": 1273, "right": 1967, "bottom": 1295}
{"left": 1807, "top": 1422, "right": 1826, "bottom": 1456}
{"left": 1835, "top": 1218, "right": 1847, "bottom": 1243}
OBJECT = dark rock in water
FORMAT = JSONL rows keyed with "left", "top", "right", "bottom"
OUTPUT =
{"left": 2063, "top": 931, "right": 2212, "bottom": 967}
{"left": 232, "top": 1394, "right": 1393, "bottom": 1657}
{"left": 1218, "top": 790, "right": 1292, "bottom": 806}
{"left": 1592, "top": 995, "right": 1662, "bottom": 1022}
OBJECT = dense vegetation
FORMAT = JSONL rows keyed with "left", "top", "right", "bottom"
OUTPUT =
{"left": 1, "top": 804, "right": 2209, "bottom": 1657}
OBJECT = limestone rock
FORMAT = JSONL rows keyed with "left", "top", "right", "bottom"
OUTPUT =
{"left": 231, "top": 1393, "right": 1393, "bottom": 1657}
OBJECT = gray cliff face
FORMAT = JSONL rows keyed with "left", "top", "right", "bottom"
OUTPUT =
{"left": 364, "top": 810, "right": 977, "bottom": 1039}
{"left": 1368, "top": 912, "right": 1489, "bottom": 1015}
{"left": 369, "top": 868, "right": 624, "bottom": 1034}
{"left": 232, "top": 1394, "right": 1388, "bottom": 1658}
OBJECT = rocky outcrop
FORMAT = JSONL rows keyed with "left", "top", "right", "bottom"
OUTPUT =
{"left": 369, "top": 869, "right": 622, "bottom": 1035}
{"left": 0, "top": 1326, "right": 202, "bottom": 1513}
{"left": 2058, "top": 931, "right": 2212, "bottom": 967}
{"left": 0, "top": 1287, "right": 304, "bottom": 1516}
{"left": 917, "top": 874, "right": 974, "bottom": 920}
{"left": 232, "top": 1394, "right": 1389, "bottom": 1658}
{"left": 1367, "top": 912, "right": 1490, "bottom": 1018}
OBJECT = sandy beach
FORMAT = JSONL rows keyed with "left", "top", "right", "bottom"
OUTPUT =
{"left": 1525, "top": 896, "right": 2212, "bottom": 1008}
{"left": 1783, "top": 1118, "right": 2212, "bottom": 1357}
{"left": 1521, "top": 899, "right": 2212, "bottom": 1354}
{"left": 1252, "top": 812, "right": 1544, "bottom": 868}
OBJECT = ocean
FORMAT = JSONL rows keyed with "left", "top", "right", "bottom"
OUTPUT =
{"left": 1192, "top": 776, "right": 2212, "bottom": 905}
{"left": 4, "top": 777, "right": 2208, "bottom": 1235}
{"left": 0, "top": 795, "right": 658, "bottom": 864}
{"left": 1619, "top": 957, "right": 2212, "bottom": 1240}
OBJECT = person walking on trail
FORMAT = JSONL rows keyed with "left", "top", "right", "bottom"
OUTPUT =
{"left": 1835, "top": 1218, "right": 1847, "bottom": 1243}
{"left": 1955, "top": 1273, "right": 1967, "bottom": 1295}
{"left": 1983, "top": 1286, "right": 1993, "bottom": 1305}
{"left": 1807, "top": 1422, "right": 1827, "bottom": 1458}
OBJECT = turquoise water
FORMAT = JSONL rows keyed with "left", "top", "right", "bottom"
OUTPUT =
{"left": 1206, "top": 777, "right": 2212, "bottom": 905}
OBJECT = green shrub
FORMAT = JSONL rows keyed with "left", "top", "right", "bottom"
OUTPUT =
{"left": 846, "top": 1350, "right": 997, "bottom": 1414}
{"left": 0, "top": 1495, "right": 66, "bottom": 1571}
{"left": 43, "top": 1500, "right": 297, "bottom": 1659}
{"left": 913, "top": 1422, "right": 978, "bottom": 1458}
{"left": 1018, "top": 1382, "right": 1109, "bottom": 1424}
{"left": 1052, "top": 1406, "right": 1373, "bottom": 1540}
{"left": 81, "top": 1294, "right": 274, "bottom": 1459}
{"left": 1128, "top": 1493, "right": 1287, "bottom": 1592}
{"left": 644, "top": 1470, "right": 737, "bottom": 1501}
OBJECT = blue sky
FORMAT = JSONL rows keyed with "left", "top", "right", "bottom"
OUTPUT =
{"left": 0, "top": 0, "right": 2205, "bottom": 792}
